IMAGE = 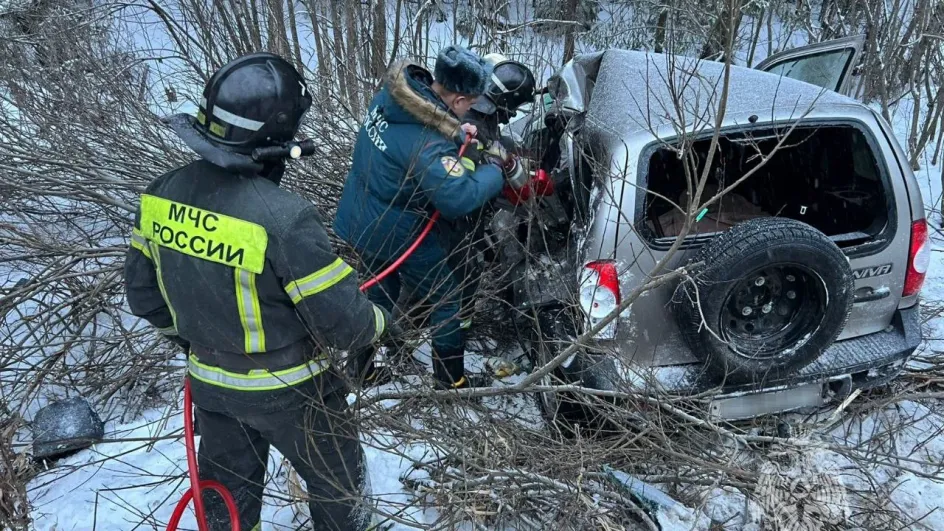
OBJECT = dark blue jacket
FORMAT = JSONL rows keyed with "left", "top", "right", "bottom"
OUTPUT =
{"left": 333, "top": 61, "right": 504, "bottom": 259}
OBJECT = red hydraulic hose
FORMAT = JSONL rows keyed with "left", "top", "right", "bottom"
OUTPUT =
{"left": 166, "top": 378, "right": 240, "bottom": 531}
{"left": 359, "top": 133, "right": 474, "bottom": 293}
{"left": 167, "top": 134, "right": 475, "bottom": 531}
{"left": 358, "top": 210, "right": 441, "bottom": 292}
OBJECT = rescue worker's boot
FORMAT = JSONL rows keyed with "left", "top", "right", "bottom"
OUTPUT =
{"left": 434, "top": 372, "right": 492, "bottom": 390}
{"left": 432, "top": 346, "right": 491, "bottom": 391}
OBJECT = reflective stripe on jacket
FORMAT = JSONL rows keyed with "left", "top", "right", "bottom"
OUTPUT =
{"left": 124, "top": 159, "right": 386, "bottom": 391}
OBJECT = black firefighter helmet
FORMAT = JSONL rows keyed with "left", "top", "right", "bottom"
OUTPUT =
{"left": 471, "top": 54, "right": 536, "bottom": 122}
{"left": 166, "top": 52, "right": 312, "bottom": 171}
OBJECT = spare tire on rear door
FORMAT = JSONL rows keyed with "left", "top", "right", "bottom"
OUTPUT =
{"left": 675, "top": 217, "right": 853, "bottom": 384}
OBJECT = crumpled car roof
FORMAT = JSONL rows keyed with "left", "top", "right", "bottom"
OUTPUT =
{"left": 584, "top": 49, "right": 861, "bottom": 142}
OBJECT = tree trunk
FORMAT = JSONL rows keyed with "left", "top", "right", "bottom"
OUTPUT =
{"left": 286, "top": 0, "right": 305, "bottom": 72}
{"left": 250, "top": 0, "right": 263, "bottom": 49}
{"left": 186, "top": 0, "right": 218, "bottom": 67}
{"left": 388, "top": 0, "right": 403, "bottom": 67}
{"left": 766, "top": 3, "right": 774, "bottom": 57}
{"left": 330, "top": 0, "right": 350, "bottom": 108}
{"left": 414, "top": 6, "right": 423, "bottom": 61}
{"left": 562, "top": 0, "right": 578, "bottom": 64}
{"left": 700, "top": 0, "right": 743, "bottom": 62}
{"left": 267, "top": 0, "right": 290, "bottom": 58}
{"left": 355, "top": 0, "right": 370, "bottom": 81}
{"left": 932, "top": 121, "right": 944, "bottom": 166}
{"left": 372, "top": 0, "right": 388, "bottom": 80}
{"left": 306, "top": 0, "right": 330, "bottom": 100}
{"left": 451, "top": 0, "right": 457, "bottom": 44}
{"left": 819, "top": 0, "right": 835, "bottom": 41}
{"left": 224, "top": 0, "right": 255, "bottom": 55}
{"left": 343, "top": 0, "right": 361, "bottom": 116}
{"left": 213, "top": 0, "right": 247, "bottom": 58}
{"left": 424, "top": 17, "right": 430, "bottom": 64}
{"left": 653, "top": 8, "right": 668, "bottom": 54}
{"left": 746, "top": 7, "right": 764, "bottom": 67}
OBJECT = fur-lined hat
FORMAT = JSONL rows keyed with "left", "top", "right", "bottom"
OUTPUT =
{"left": 434, "top": 45, "right": 493, "bottom": 96}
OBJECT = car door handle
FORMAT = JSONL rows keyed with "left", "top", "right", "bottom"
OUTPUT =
{"left": 854, "top": 286, "right": 891, "bottom": 304}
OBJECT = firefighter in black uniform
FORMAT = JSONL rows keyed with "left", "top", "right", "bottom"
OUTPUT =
{"left": 124, "top": 53, "right": 391, "bottom": 531}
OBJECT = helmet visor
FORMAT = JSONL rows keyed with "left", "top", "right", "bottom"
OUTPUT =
{"left": 470, "top": 94, "right": 498, "bottom": 115}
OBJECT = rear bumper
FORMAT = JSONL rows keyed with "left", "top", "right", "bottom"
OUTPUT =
{"left": 563, "top": 305, "right": 921, "bottom": 415}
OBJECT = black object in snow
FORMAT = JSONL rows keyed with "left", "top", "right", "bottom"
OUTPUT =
{"left": 31, "top": 397, "right": 104, "bottom": 459}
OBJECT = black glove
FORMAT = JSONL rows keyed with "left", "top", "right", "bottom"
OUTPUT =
{"left": 383, "top": 318, "right": 406, "bottom": 344}
{"left": 367, "top": 305, "right": 400, "bottom": 343}
{"left": 166, "top": 334, "right": 191, "bottom": 355}
{"left": 349, "top": 307, "right": 407, "bottom": 388}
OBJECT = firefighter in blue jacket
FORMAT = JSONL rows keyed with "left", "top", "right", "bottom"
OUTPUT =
{"left": 334, "top": 45, "right": 513, "bottom": 390}
{"left": 124, "top": 53, "right": 390, "bottom": 531}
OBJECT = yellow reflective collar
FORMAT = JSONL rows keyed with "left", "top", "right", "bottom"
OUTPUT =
{"left": 139, "top": 194, "right": 268, "bottom": 274}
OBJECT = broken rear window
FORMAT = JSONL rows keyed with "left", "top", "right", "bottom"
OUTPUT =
{"left": 640, "top": 124, "right": 889, "bottom": 248}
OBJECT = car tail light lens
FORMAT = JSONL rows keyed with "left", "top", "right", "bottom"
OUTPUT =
{"left": 903, "top": 219, "right": 930, "bottom": 298}
{"left": 579, "top": 260, "right": 621, "bottom": 339}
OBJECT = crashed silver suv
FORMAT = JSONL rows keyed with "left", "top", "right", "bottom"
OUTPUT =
{"left": 502, "top": 36, "right": 927, "bottom": 422}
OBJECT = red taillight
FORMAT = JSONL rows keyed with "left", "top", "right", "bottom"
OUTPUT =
{"left": 585, "top": 260, "right": 621, "bottom": 304}
{"left": 903, "top": 219, "right": 930, "bottom": 297}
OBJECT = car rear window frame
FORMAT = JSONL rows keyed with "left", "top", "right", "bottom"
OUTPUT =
{"left": 632, "top": 117, "right": 898, "bottom": 259}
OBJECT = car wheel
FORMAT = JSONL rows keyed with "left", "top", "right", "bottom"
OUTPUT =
{"left": 675, "top": 217, "right": 853, "bottom": 384}
{"left": 517, "top": 308, "right": 600, "bottom": 436}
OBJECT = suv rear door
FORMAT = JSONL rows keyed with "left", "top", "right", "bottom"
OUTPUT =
{"left": 755, "top": 35, "right": 866, "bottom": 97}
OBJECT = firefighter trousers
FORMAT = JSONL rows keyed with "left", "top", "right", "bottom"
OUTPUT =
{"left": 190, "top": 377, "right": 369, "bottom": 531}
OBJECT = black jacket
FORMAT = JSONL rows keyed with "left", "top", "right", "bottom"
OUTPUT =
{"left": 125, "top": 160, "right": 385, "bottom": 379}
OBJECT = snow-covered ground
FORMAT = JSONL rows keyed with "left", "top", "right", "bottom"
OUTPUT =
{"left": 23, "top": 97, "right": 944, "bottom": 530}
{"left": 23, "top": 349, "right": 544, "bottom": 530}
{"left": 16, "top": 22, "right": 944, "bottom": 529}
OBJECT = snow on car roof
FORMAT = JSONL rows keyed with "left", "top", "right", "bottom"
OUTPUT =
{"left": 585, "top": 49, "right": 860, "bottom": 142}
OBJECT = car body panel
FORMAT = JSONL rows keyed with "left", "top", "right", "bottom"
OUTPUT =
{"left": 563, "top": 305, "right": 920, "bottom": 419}
{"left": 865, "top": 107, "right": 927, "bottom": 310}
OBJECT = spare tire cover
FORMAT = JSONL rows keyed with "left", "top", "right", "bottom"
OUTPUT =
{"left": 675, "top": 217, "right": 853, "bottom": 384}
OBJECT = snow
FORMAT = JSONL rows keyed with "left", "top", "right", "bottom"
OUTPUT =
{"left": 26, "top": 400, "right": 443, "bottom": 530}
{"left": 701, "top": 487, "right": 763, "bottom": 530}
{"left": 15, "top": 7, "right": 944, "bottom": 531}
{"left": 26, "top": 341, "right": 541, "bottom": 530}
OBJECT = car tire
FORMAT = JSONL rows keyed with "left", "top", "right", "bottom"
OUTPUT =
{"left": 675, "top": 217, "right": 854, "bottom": 384}
{"left": 516, "top": 308, "right": 601, "bottom": 436}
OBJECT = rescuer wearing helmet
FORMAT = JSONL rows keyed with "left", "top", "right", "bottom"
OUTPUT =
{"left": 123, "top": 53, "right": 392, "bottom": 531}
{"left": 465, "top": 53, "right": 537, "bottom": 145}
{"left": 441, "top": 53, "right": 537, "bottom": 345}
{"left": 334, "top": 45, "right": 517, "bottom": 391}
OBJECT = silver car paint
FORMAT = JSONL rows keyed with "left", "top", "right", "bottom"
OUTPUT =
{"left": 555, "top": 50, "right": 922, "bottom": 368}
